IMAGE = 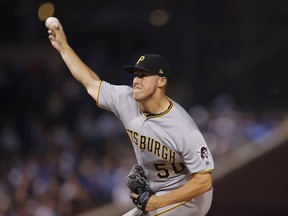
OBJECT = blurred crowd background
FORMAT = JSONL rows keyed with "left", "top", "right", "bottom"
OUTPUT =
{"left": 1, "top": 0, "right": 288, "bottom": 215}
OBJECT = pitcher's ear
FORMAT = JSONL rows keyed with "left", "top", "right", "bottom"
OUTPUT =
{"left": 158, "top": 76, "right": 168, "bottom": 87}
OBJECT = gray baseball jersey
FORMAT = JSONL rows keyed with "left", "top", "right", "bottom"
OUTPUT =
{"left": 97, "top": 81, "right": 214, "bottom": 215}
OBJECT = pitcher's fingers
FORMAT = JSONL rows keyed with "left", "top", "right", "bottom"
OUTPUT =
{"left": 48, "top": 34, "right": 55, "bottom": 41}
{"left": 130, "top": 192, "right": 138, "bottom": 199}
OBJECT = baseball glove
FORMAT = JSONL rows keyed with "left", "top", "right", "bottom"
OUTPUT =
{"left": 126, "top": 164, "right": 155, "bottom": 213}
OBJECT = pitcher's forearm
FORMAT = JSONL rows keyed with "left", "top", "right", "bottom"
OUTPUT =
{"left": 60, "top": 44, "right": 100, "bottom": 88}
{"left": 153, "top": 173, "right": 212, "bottom": 209}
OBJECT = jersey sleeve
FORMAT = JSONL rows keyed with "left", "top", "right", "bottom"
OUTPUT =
{"left": 96, "top": 81, "right": 135, "bottom": 120}
{"left": 97, "top": 81, "right": 114, "bottom": 112}
{"left": 181, "top": 130, "right": 214, "bottom": 174}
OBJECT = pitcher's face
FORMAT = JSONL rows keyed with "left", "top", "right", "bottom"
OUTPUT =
{"left": 133, "top": 70, "right": 160, "bottom": 103}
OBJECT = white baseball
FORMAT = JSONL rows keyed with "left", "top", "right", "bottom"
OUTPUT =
{"left": 45, "top": 17, "right": 60, "bottom": 29}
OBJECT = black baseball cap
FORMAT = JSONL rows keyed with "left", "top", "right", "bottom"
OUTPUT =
{"left": 122, "top": 54, "right": 171, "bottom": 77}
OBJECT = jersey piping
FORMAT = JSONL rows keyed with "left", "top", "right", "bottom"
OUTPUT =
{"left": 142, "top": 98, "right": 174, "bottom": 119}
{"left": 197, "top": 168, "right": 214, "bottom": 174}
{"left": 155, "top": 201, "right": 188, "bottom": 216}
{"left": 96, "top": 80, "right": 104, "bottom": 107}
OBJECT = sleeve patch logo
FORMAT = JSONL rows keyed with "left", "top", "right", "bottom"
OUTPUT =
{"left": 196, "top": 146, "right": 209, "bottom": 160}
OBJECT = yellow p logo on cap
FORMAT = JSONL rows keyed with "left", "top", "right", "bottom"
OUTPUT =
{"left": 136, "top": 56, "right": 145, "bottom": 65}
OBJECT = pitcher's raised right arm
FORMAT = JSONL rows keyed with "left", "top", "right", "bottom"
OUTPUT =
{"left": 46, "top": 18, "right": 101, "bottom": 101}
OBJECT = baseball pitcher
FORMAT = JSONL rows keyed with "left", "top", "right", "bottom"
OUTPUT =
{"left": 46, "top": 17, "right": 214, "bottom": 216}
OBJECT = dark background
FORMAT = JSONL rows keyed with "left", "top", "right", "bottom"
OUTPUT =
{"left": 1, "top": 0, "right": 288, "bottom": 110}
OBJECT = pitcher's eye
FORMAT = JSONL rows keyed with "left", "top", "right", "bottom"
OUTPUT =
{"left": 134, "top": 73, "right": 148, "bottom": 78}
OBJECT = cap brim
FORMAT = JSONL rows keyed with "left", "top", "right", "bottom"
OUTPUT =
{"left": 122, "top": 66, "right": 155, "bottom": 74}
